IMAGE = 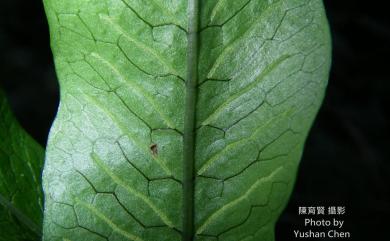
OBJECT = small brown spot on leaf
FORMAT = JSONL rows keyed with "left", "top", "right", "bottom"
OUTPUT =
{"left": 150, "top": 144, "right": 158, "bottom": 156}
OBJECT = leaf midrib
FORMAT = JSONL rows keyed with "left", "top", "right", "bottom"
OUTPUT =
{"left": 182, "top": 1, "right": 199, "bottom": 241}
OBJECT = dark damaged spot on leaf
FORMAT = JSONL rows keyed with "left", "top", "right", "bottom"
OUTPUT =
{"left": 150, "top": 143, "right": 158, "bottom": 156}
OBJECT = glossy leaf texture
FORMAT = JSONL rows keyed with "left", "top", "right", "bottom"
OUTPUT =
{"left": 42, "top": 0, "right": 331, "bottom": 241}
{"left": 0, "top": 90, "right": 44, "bottom": 241}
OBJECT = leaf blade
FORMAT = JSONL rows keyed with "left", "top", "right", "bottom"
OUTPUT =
{"left": 43, "top": 0, "right": 331, "bottom": 240}
{"left": 0, "top": 90, "right": 44, "bottom": 241}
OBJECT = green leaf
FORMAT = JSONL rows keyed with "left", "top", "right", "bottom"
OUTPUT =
{"left": 42, "top": 0, "right": 331, "bottom": 240}
{"left": 0, "top": 90, "right": 44, "bottom": 240}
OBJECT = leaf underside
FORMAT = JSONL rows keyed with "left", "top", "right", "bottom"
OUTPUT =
{"left": 42, "top": 0, "right": 331, "bottom": 241}
{"left": 0, "top": 90, "right": 44, "bottom": 241}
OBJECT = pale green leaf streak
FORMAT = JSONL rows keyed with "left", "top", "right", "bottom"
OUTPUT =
{"left": 75, "top": 198, "right": 145, "bottom": 241}
{"left": 198, "top": 108, "right": 294, "bottom": 176}
{"left": 196, "top": 166, "right": 283, "bottom": 234}
{"left": 82, "top": 92, "right": 173, "bottom": 176}
{"left": 91, "top": 152, "right": 175, "bottom": 228}
{"left": 99, "top": 14, "right": 180, "bottom": 77}
{"left": 89, "top": 52, "right": 177, "bottom": 129}
{"left": 201, "top": 54, "right": 292, "bottom": 126}
{"left": 209, "top": 0, "right": 224, "bottom": 23}
{"left": 147, "top": 0, "right": 181, "bottom": 23}
{"left": 206, "top": 0, "right": 280, "bottom": 79}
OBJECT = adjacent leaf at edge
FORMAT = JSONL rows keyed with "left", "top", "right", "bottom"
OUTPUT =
{"left": 42, "top": 0, "right": 331, "bottom": 240}
{"left": 0, "top": 90, "right": 44, "bottom": 240}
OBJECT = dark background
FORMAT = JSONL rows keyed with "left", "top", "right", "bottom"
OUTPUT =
{"left": 0, "top": 1, "right": 389, "bottom": 240}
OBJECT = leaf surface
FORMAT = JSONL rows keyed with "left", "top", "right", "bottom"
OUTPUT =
{"left": 42, "top": 0, "right": 331, "bottom": 240}
{"left": 0, "top": 90, "right": 44, "bottom": 241}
